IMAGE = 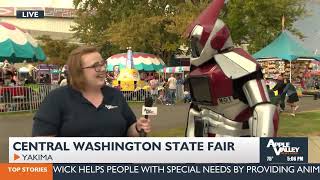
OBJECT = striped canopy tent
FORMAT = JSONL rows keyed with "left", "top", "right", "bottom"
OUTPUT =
{"left": 0, "top": 22, "right": 46, "bottom": 63}
{"left": 159, "top": 66, "right": 190, "bottom": 73}
{"left": 106, "top": 52, "right": 165, "bottom": 71}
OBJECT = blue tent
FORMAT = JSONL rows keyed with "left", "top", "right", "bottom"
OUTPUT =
{"left": 253, "top": 31, "right": 319, "bottom": 61}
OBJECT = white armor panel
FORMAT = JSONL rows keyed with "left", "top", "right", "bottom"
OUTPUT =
{"left": 186, "top": 108, "right": 250, "bottom": 137}
{"left": 186, "top": 108, "right": 200, "bottom": 137}
{"left": 190, "top": 19, "right": 233, "bottom": 67}
{"left": 198, "top": 98, "right": 248, "bottom": 120}
{"left": 214, "top": 51, "right": 259, "bottom": 79}
{"left": 250, "top": 104, "right": 277, "bottom": 137}
{"left": 242, "top": 79, "right": 270, "bottom": 107}
{"left": 201, "top": 109, "right": 250, "bottom": 136}
{"left": 242, "top": 78, "right": 276, "bottom": 136}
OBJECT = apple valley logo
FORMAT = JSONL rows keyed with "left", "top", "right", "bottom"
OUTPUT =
{"left": 260, "top": 138, "right": 307, "bottom": 163}
{"left": 266, "top": 139, "right": 300, "bottom": 156}
{"left": 14, "top": 152, "right": 53, "bottom": 161}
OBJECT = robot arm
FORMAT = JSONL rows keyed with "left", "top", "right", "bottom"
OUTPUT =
{"left": 242, "top": 79, "right": 279, "bottom": 137}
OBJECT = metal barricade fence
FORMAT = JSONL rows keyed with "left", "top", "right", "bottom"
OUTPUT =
{"left": 121, "top": 90, "right": 150, "bottom": 102}
{"left": 0, "top": 84, "right": 59, "bottom": 113}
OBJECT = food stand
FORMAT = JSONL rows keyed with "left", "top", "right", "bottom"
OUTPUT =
{"left": 258, "top": 58, "right": 313, "bottom": 83}
{"left": 36, "top": 64, "right": 60, "bottom": 83}
{"left": 253, "top": 31, "right": 320, "bottom": 96}
{"left": 258, "top": 58, "right": 316, "bottom": 96}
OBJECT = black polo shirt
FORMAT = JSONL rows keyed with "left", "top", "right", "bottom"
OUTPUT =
{"left": 32, "top": 86, "right": 136, "bottom": 137}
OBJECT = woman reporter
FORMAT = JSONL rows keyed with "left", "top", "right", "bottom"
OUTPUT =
{"left": 32, "top": 46, "right": 151, "bottom": 137}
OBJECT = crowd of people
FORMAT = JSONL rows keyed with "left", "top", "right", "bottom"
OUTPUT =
{"left": 1, "top": 57, "right": 319, "bottom": 116}
{"left": 104, "top": 68, "right": 190, "bottom": 105}
{"left": 265, "top": 73, "right": 320, "bottom": 116}
{"left": 0, "top": 60, "right": 53, "bottom": 87}
{"left": 1, "top": 57, "right": 192, "bottom": 111}
{"left": 0, "top": 60, "right": 18, "bottom": 86}
{"left": 145, "top": 73, "right": 189, "bottom": 105}
{"left": 271, "top": 75, "right": 299, "bottom": 116}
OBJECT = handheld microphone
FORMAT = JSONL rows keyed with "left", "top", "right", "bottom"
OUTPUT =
{"left": 140, "top": 96, "right": 155, "bottom": 137}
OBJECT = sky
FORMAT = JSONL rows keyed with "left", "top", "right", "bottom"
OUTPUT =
{"left": 0, "top": 0, "right": 319, "bottom": 53}
{"left": 295, "top": 0, "right": 320, "bottom": 54}
{"left": 0, "top": 0, "right": 74, "bottom": 8}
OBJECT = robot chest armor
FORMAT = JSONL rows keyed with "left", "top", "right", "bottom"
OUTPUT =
{"left": 190, "top": 64, "right": 250, "bottom": 119}
{"left": 189, "top": 64, "right": 252, "bottom": 120}
{"left": 208, "top": 66, "right": 234, "bottom": 103}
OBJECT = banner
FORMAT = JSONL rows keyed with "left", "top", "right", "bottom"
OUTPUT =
{"left": 2, "top": 137, "right": 319, "bottom": 180}
{"left": 9, "top": 137, "right": 259, "bottom": 163}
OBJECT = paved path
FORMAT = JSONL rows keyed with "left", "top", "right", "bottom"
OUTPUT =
{"left": 309, "top": 137, "right": 320, "bottom": 163}
{"left": 0, "top": 96, "right": 319, "bottom": 162}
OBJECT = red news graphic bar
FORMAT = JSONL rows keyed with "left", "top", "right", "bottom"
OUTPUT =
{"left": 0, "top": 163, "right": 52, "bottom": 180}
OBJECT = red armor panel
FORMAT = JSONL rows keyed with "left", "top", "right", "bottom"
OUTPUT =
{"left": 189, "top": 63, "right": 233, "bottom": 106}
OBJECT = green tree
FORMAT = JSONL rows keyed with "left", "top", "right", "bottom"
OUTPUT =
{"left": 72, "top": 0, "right": 307, "bottom": 62}
{"left": 169, "top": 0, "right": 307, "bottom": 53}
{"left": 36, "top": 35, "right": 79, "bottom": 66}
{"left": 222, "top": 0, "right": 306, "bottom": 53}
{"left": 72, "top": 0, "right": 190, "bottom": 63}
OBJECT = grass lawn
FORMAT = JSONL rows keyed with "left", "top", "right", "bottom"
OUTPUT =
{"left": 278, "top": 111, "right": 320, "bottom": 136}
{"left": 150, "top": 111, "right": 320, "bottom": 137}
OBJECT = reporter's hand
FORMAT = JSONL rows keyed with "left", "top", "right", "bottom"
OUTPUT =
{"left": 136, "top": 117, "right": 151, "bottom": 133}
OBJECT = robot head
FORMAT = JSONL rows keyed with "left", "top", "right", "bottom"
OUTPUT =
{"left": 186, "top": 0, "right": 234, "bottom": 67}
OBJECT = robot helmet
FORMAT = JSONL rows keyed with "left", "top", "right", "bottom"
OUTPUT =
{"left": 186, "top": 0, "right": 234, "bottom": 67}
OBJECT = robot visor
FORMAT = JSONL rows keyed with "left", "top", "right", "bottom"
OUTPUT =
{"left": 190, "top": 37, "right": 203, "bottom": 58}
{"left": 190, "top": 25, "right": 204, "bottom": 58}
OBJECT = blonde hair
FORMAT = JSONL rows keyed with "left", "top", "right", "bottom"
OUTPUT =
{"left": 67, "top": 46, "right": 99, "bottom": 91}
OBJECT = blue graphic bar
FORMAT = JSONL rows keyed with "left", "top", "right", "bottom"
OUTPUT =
{"left": 53, "top": 164, "right": 320, "bottom": 180}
